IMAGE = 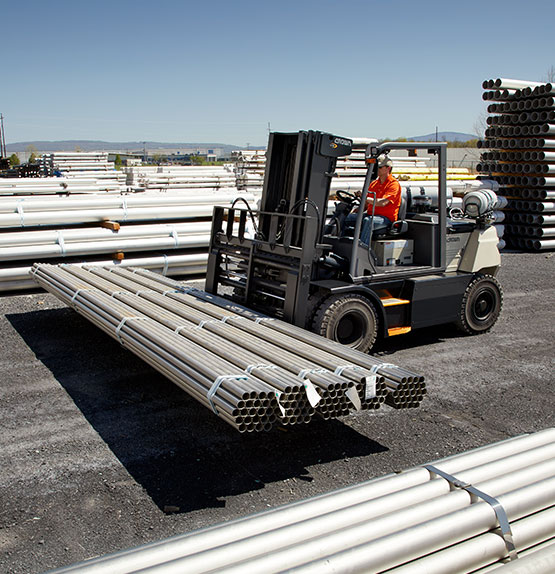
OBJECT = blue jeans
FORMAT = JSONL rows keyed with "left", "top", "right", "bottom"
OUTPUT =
{"left": 345, "top": 213, "right": 392, "bottom": 244}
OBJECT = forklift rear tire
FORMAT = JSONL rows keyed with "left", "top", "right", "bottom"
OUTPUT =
{"left": 313, "top": 294, "right": 378, "bottom": 353}
{"left": 456, "top": 273, "right": 503, "bottom": 335}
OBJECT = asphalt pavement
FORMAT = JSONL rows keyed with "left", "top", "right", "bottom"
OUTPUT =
{"left": 0, "top": 251, "right": 554, "bottom": 573}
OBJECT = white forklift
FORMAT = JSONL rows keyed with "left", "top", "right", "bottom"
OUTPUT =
{"left": 206, "top": 131, "right": 503, "bottom": 352}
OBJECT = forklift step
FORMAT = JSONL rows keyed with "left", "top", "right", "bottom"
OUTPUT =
{"left": 388, "top": 326, "right": 412, "bottom": 337}
{"left": 380, "top": 296, "right": 411, "bottom": 307}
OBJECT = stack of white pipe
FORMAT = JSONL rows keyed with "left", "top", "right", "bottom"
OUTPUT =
{"left": 232, "top": 150, "right": 267, "bottom": 191}
{"left": 479, "top": 77, "right": 555, "bottom": 251}
{"left": 41, "top": 151, "right": 117, "bottom": 175}
{"left": 125, "top": 165, "right": 235, "bottom": 191}
{"left": 0, "top": 190, "right": 256, "bottom": 291}
{"left": 0, "top": 221, "right": 212, "bottom": 261}
{"left": 231, "top": 138, "right": 475, "bottom": 197}
{"left": 0, "top": 190, "right": 255, "bottom": 229}
{"left": 43, "top": 428, "right": 555, "bottom": 574}
{"left": 31, "top": 264, "right": 424, "bottom": 428}
{"left": 0, "top": 176, "right": 125, "bottom": 196}
{"left": 1, "top": 252, "right": 208, "bottom": 292}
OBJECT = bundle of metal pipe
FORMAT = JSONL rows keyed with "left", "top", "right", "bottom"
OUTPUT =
{"left": 31, "top": 263, "right": 426, "bottom": 427}
{"left": 479, "top": 78, "right": 555, "bottom": 251}
{"left": 43, "top": 428, "right": 555, "bottom": 574}
{"left": 125, "top": 268, "right": 425, "bottom": 411}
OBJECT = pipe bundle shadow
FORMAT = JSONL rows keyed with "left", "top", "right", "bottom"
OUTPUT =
{"left": 7, "top": 307, "right": 387, "bottom": 514}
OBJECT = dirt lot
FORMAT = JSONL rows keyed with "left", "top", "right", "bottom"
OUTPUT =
{"left": 0, "top": 251, "right": 554, "bottom": 573}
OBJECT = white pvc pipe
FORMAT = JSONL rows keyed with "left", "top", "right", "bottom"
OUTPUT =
{"left": 0, "top": 191, "right": 253, "bottom": 213}
{"left": 43, "top": 429, "right": 555, "bottom": 574}
{"left": 492, "top": 78, "right": 544, "bottom": 90}
{"left": 280, "top": 475, "right": 555, "bottom": 574}
{"left": 0, "top": 253, "right": 208, "bottom": 292}
{"left": 0, "top": 221, "right": 211, "bottom": 248}
{"left": 0, "top": 234, "right": 210, "bottom": 261}
{"left": 386, "top": 507, "right": 555, "bottom": 574}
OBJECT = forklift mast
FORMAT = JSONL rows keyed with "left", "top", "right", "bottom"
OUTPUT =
{"left": 259, "top": 131, "right": 352, "bottom": 243}
{"left": 205, "top": 131, "right": 352, "bottom": 325}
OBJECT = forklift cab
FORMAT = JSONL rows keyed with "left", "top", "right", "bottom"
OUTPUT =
{"left": 323, "top": 141, "right": 448, "bottom": 280}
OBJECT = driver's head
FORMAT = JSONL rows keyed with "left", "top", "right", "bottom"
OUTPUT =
{"left": 377, "top": 154, "right": 393, "bottom": 178}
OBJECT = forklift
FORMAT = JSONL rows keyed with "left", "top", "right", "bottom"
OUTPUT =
{"left": 205, "top": 131, "right": 503, "bottom": 353}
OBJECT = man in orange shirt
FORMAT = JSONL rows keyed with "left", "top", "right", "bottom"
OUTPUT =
{"left": 353, "top": 154, "right": 402, "bottom": 244}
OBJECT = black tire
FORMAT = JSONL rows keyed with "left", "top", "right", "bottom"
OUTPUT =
{"left": 456, "top": 274, "right": 503, "bottom": 335}
{"left": 312, "top": 294, "right": 378, "bottom": 353}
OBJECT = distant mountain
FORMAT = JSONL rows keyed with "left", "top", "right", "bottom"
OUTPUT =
{"left": 5, "top": 140, "right": 252, "bottom": 153}
{"left": 408, "top": 131, "right": 478, "bottom": 142}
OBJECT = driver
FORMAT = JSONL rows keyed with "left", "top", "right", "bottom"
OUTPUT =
{"left": 347, "top": 154, "right": 402, "bottom": 244}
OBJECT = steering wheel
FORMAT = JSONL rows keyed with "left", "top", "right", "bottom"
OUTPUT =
{"left": 336, "top": 189, "right": 359, "bottom": 204}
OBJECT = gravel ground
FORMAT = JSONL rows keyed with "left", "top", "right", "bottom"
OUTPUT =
{"left": 0, "top": 251, "right": 554, "bottom": 573}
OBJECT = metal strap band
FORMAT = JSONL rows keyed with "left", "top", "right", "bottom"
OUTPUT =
{"left": 424, "top": 464, "right": 518, "bottom": 561}
{"left": 369, "top": 362, "right": 397, "bottom": 374}
{"left": 207, "top": 375, "right": 247, "bottom": 414}
{"left": 174, "top": 325, "right": 191, "bottom": 335}
{"left": 245, "top": 363, "right": 277, "bottom": 374}
{"left": 71, "top": 288, "right": 93, "bottom": 303}
{"left": 162, "top": 255, "right": 169, "bottom": 276}
{"left": 334, "top": 364, "right": 364, "bottom": 376}
{"left": 56, "top": 231, "right": 66, "bottom": 256}
{"left": 254, "top": 317, "right": 274, "bottom": 324}
{"left": 111, "top": 290, "right": 131, "bottom": 298}
{"left": 115, "top": 316, "right": 149, "bottom": 344}
{"left": 162, "top": 289, "right": 180, "bottom": 295}
{"left": 175, "top": 285, "right": 195, "bottom": 294}
{"left": 170, "top": 227, "right": 179, "bottom": 247}
{"left": 121, "top": 198, "right": 128, "bottom": 221}
{"left": 297, "top": 368, "right": 327, "bottom": 380}
{"left": 17, "top": 203, "right": 25, "bottom": 227}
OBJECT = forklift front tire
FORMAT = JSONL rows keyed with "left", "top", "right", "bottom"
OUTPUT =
{"left": 456, "top": 273, "right": 503, "bottom": 335}
{"left": 313, "top": 294, "right": 378, "bottom": 353}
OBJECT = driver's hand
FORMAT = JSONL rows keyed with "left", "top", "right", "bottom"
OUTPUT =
{"left": 355, "top": 190, "right": 362, "bottom": 198}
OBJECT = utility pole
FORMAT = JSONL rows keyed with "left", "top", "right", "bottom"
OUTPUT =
{"left": 0, "top": 114, "right": 7, "bottom": 158}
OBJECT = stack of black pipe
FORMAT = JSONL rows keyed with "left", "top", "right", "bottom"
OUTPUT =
{"left": 477, "top": 78, "right": 555, "bottom": 251}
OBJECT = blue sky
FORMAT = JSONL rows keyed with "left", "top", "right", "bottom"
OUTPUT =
{"left": 3, "top": 0, "right": 554, "bottom": 146}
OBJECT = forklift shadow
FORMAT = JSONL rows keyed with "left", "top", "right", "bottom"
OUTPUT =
{"left": 7, "top": 306, "right": 388, "bottom": 515}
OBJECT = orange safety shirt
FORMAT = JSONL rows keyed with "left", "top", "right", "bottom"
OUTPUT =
{"left": 366, "top": 174, "right": 402, "bottom": 222}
